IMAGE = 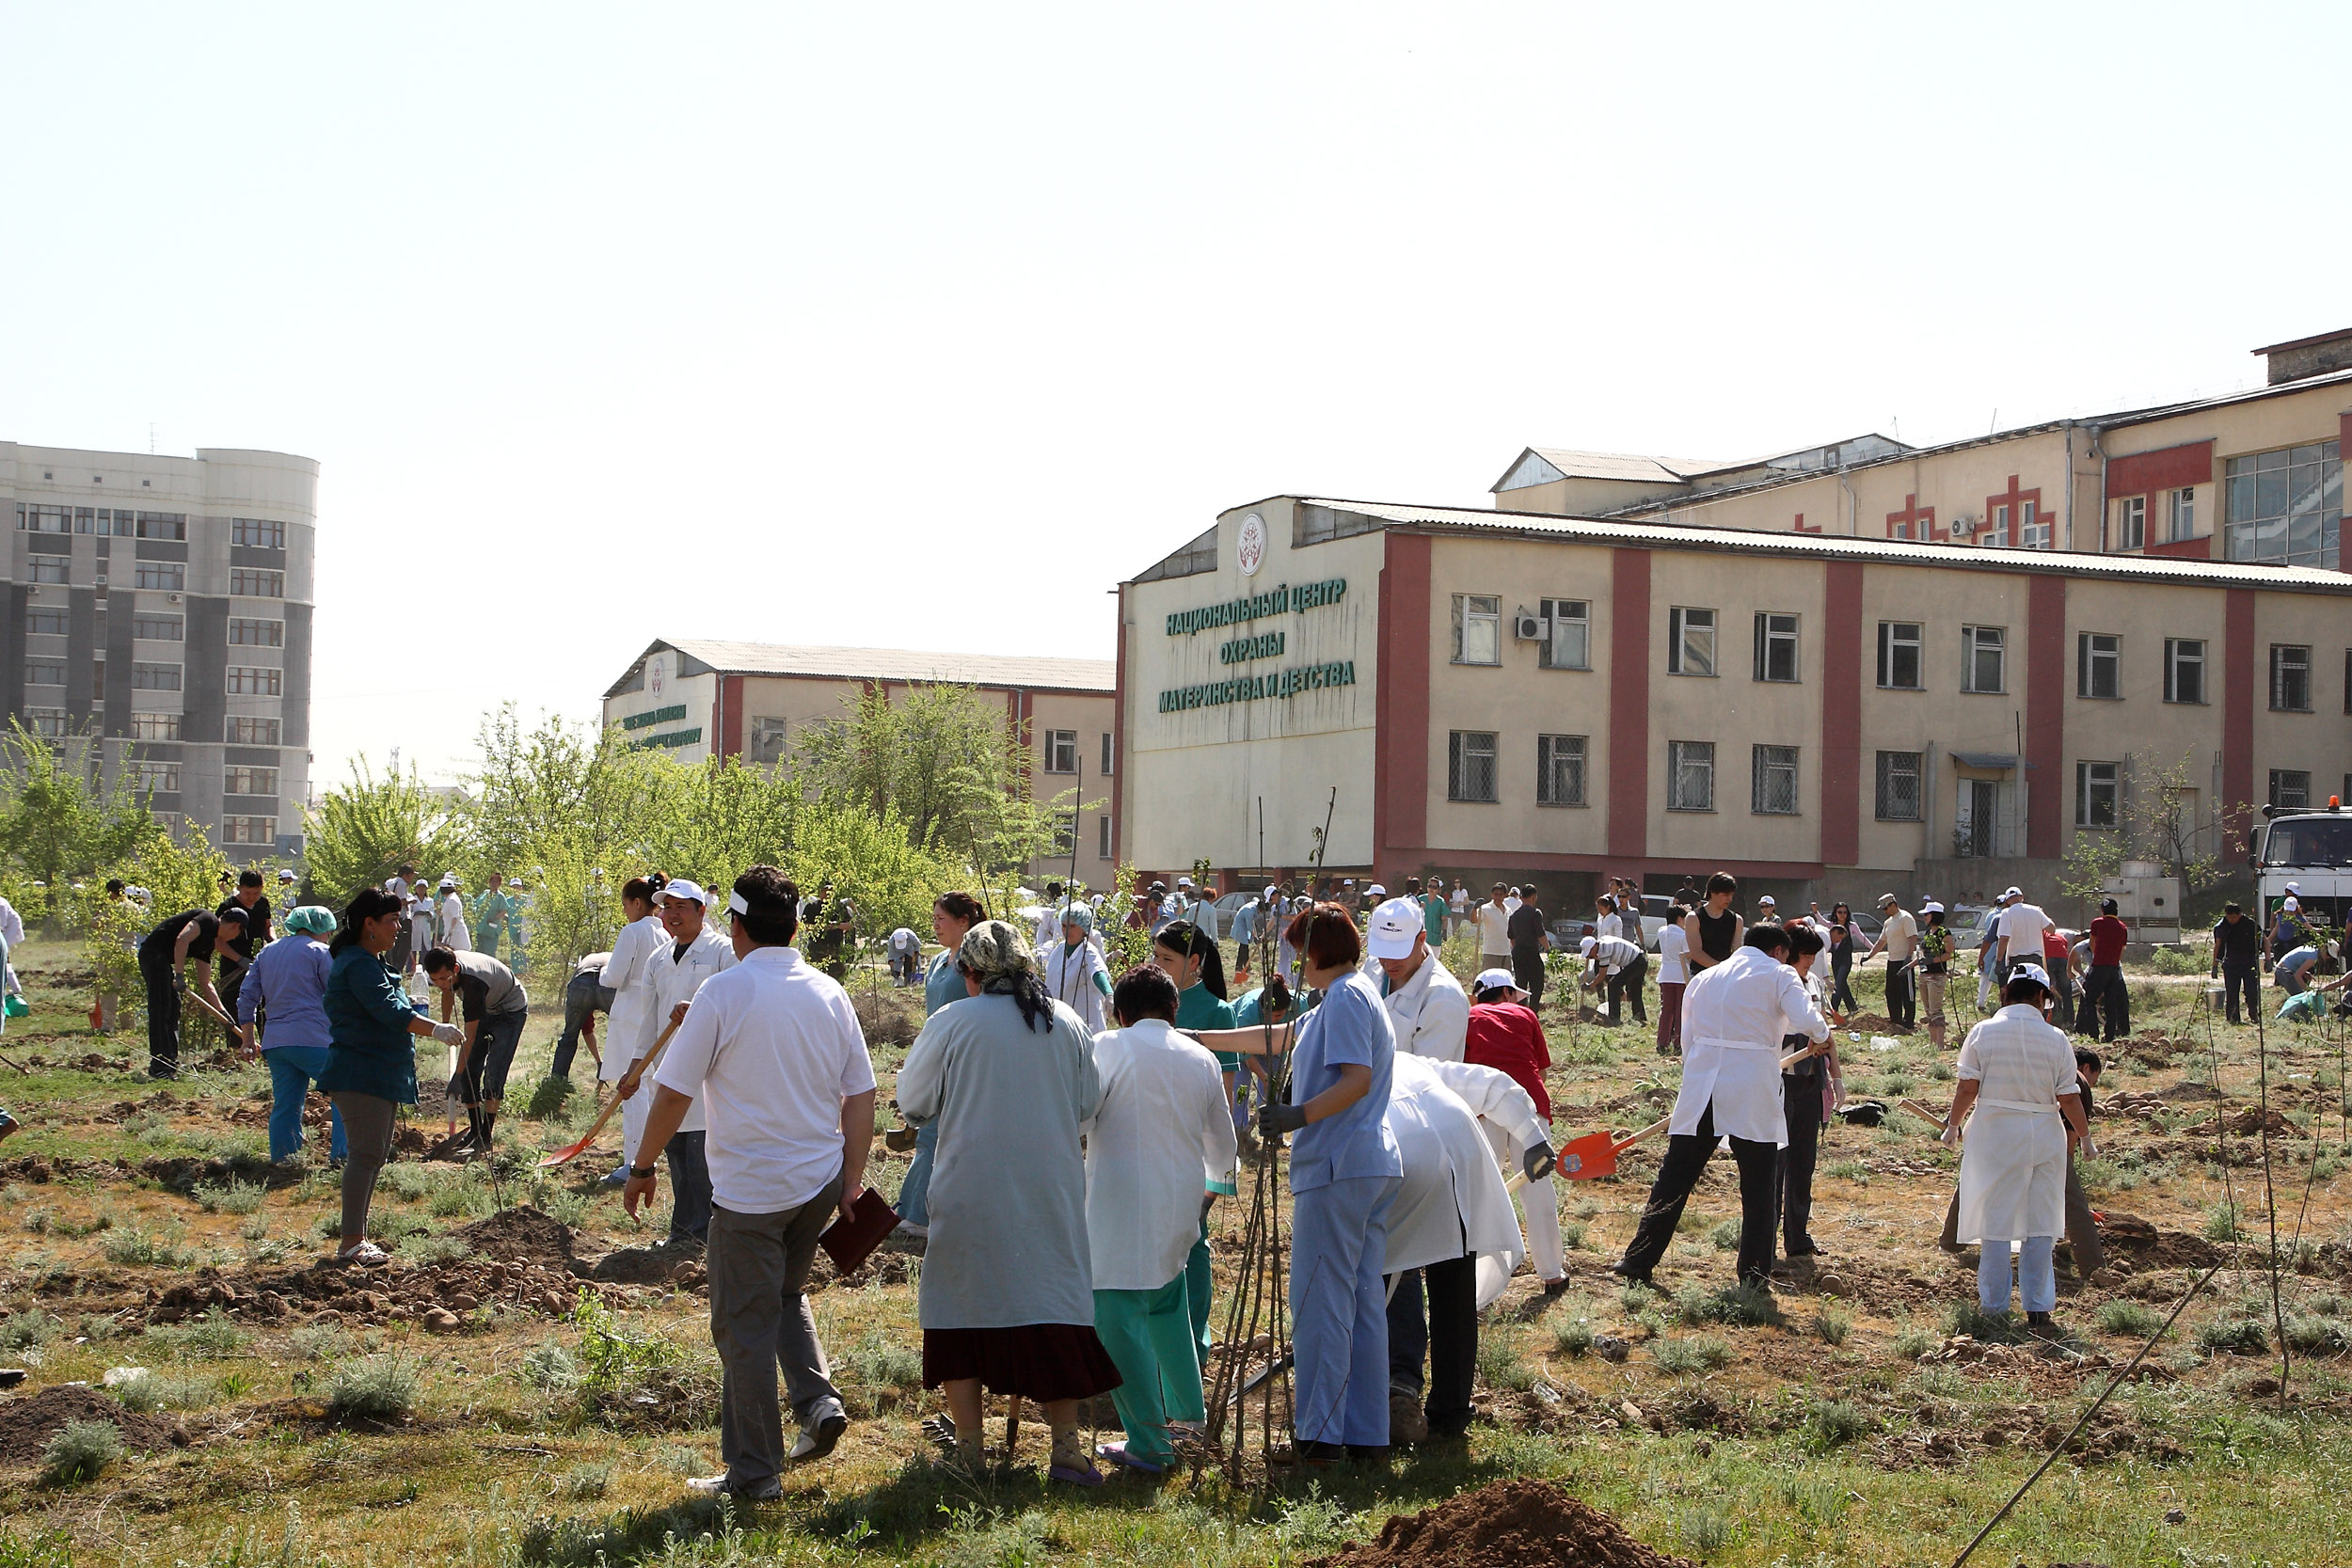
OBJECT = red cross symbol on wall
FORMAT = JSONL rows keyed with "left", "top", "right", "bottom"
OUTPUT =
{"left": 1982, "top": 474, "right": 2044, "bottom": 547}
{"left": 1884, "top": 493, "right": 1943, "bottom": 543}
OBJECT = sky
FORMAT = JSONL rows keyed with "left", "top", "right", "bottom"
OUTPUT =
{"left": 5, "top": 2, "right": 2348, "bottom": 789}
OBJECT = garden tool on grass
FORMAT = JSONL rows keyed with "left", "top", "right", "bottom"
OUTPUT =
{"left": 1506, "top": 1116, "right": 1668, "bottom": 1191}
{"left": 539, "top": 1018, "right": 682, "bottom": 1167}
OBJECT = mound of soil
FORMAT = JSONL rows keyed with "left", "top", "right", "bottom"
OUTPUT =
{"left": 586, "top": 1243, "right": 705, "bottom": 1289}
{"left": 2182, "top": 1105, "right": 2306, "bottom": 1138}
{"left": 852, "top": 990, "right": 925, "bottom": 1049}
{"left": 0, "top": 1385, "right": 187, "bottom": 1468}
{"left": 1308, "top": 1480, "right": 1696, "bottom": 1568}
{"left": 456, "top": 1206, "right": 576, "bottom": 1270}
{"left": 2093, "top": 1213, "right": 2222, "bottom": 1271}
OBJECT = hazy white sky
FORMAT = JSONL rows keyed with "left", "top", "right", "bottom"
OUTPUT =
{"left": 6, "top": 3, "right": 2346, "bottom": 786}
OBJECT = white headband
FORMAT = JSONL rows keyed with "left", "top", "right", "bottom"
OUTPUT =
{"left": 727, "top": 891, "right": 749, "bottom": 916}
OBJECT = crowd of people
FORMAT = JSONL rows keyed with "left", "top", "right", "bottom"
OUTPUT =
{"left": 66, "top": 847, "right": 2344, "bottom": 1497}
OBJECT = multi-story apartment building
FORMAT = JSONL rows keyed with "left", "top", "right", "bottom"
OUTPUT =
{"left": 3, "top": 443, "right": 316, "bottom": 854}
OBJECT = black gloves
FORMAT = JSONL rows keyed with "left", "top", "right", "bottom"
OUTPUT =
{"left": 1524, "top": 1142, "right": 1557, "bottom": 1182}
{"left": 1259, "top": 1101, "right": 1309, "bottom": 1136}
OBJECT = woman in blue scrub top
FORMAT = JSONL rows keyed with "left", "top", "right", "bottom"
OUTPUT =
{"left": 1241, "top": 901, "right": 1403, "bottom": 1465}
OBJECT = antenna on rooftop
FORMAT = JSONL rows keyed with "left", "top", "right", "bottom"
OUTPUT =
{"left": 148, "top": 422, "right": 156, "bottom": 454}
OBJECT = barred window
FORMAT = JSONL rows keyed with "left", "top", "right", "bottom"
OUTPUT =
{"left": 2269, "top": 768, "right": 2311, "bottom": 811}
{"left": 1448, "top": 731, "right": 1498, "bottom": 803}
{"left": 1751, "top": 745, "right": 1799, "bottom": 815}
{"left": 1874, "top": 751, "right": 1922, "bottom": 821}
{"left": 2271, "top": 644, "right": 2312, "bottom": 711}
{"left": 1536, "top": 734, "right": 1586, "bottom": 807}
{"left": 227, "top": 666, "right": 281, "bottom": 696}
{"left": 228, "top": 618, "right": 284, "bottom": 647}
{"left": 1667, "top": 740, "right": 1715, "bottom": 812}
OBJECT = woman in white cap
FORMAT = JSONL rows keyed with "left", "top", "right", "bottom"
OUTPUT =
{"left": 1943, "top": 962, "right": 2087, "bottom": 1328}
{"left": 1916, "top": 901, "right": 1954, "bottom": 1049}
{"left": 436, "top": 875, "right": 471, "bottom": 954}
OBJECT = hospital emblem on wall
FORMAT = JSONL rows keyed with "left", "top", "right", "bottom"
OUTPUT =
{"left": 1236, "top": 511, "right": 1266, "bottom": 577}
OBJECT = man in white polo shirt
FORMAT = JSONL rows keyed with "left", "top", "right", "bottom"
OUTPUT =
{"left": 1366, "top": 895, "right": 1469, "bottom": 1060}
{"left": 625, "top": 866, "right": 878, "bottom": 1498}
{"left": 1994, "top": 886, "right": 2054, "bottom": 982}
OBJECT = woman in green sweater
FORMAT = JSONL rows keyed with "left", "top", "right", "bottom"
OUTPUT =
{"left": 317, "top": 886, "right": 462, "bottom": 1265}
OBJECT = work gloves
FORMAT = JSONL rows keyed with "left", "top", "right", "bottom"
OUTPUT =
{"left": 1524, "top": 1142, "right": 1558, "bottom": 1182}
{"left": 1259, "top": 1101, "right": 1309, "bottom": 1137}
{"left": 1940, "top": 1117, "right": 1963, "bottom": 1148}
{"left": 431, "top": 1022, "right": 465, "bottom": 1048}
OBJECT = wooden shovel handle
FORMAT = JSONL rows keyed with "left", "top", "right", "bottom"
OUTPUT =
{"left": 1898, "top": 1097, "right": 1949, "bottom": 1132}
{"left": 537, "top": 1017, "right": 682, "bottom": 1167}
{"left": 1610, "top": 1116, "right": 1670, "bottom": 1154}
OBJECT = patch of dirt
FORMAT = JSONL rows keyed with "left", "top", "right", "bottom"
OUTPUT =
{"left": 138, "top": 1155, "right": 304, "bottom": 1193}
{"left": 2097, "top": 1213, "right": 2224, "bottom": 1271}
{"left": 2160, "top": 1079, "right": 2225, "bottom": 1101}
{"left": 2181, "top": 1105, "right": 2307, "bottom": 1138}
{"left": 455, "top": 1206, "right": 576, "bottom": 1270}
{"left": 0, "top": 1153, "right": 131, "bottom": 1183}
{"left": 1307, "top": 1479, "right": 1697, "bottom": 1568}
{"left": 851, "top": 989, "right": 925, "bottom": 1050}
{"left": 0, "top": 1384, "right": 188, "bottom": 1468}
{"left": 586, "top": 1243, "right": 707, "bottom": 1290}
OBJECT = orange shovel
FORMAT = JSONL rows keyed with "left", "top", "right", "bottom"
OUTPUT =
{"left": 538, "top": 1018, "right": 680, "bottom": 1168}
{"left": 1544, "top": 1116, "right": 1669, "bottom": 1183}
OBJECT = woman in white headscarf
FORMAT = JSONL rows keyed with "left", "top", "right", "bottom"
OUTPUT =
{"left": 1041, "top": 905, "right": 1111, "bottom": 1034}
{"left": 1946, "top": 961, "right": 2087, "bottom": 1327}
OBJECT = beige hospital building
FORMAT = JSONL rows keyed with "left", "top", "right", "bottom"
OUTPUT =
{"left": 600, "top": 641, "right": 1116, "bottom": 881}
{"left": 1113, "top": 331, "right": 2352, "bottom": 912}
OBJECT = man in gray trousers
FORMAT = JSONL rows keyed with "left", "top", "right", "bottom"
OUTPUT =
{"left": 625, "top": 865, "right": 879, "bottom": 1498}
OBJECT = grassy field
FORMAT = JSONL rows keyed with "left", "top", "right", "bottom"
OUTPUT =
{"left": 0, "top": 933, "right": 2348, "bottom": 1567}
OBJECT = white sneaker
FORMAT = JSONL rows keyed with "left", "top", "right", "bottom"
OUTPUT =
{"left": 336, "top": 1241, "right": 389, "bottom": 1267}
{"left": 791, "top": 1401, "right": 848, "bottom": 1461}
{"left": 686, "top": 1473, "right": 782, "bottom": 1500}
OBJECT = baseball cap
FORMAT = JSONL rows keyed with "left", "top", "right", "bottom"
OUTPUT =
{"left": 1366, "top": 897, "right": 1423, "bottom": 959}
{"left": 656, "top": 879, "right": 707, "bottom": 906}
{"left": 1757, "top": 895, "right": 1777, "bottom": 908}
{"left": 1920, "top": 899, "right": 1944, "bottom": 913}
{"left": 277, "top": 868, "right": 296, "bottom": 883}
{"left": 1176, "top": 876, "right": 1194, "bottom": 888}
{"left": 2285, "top": 880, "right": 2301, "bottom": 894}
{"left": 2283, "top": 896, "right": 2301, "bottom": 912}
{"left": 1365, "top": 883, "right": 1387, "bottom": 897}
{"left": 1473, "top": 967, "right": 1519, "bottom": 993}
{"left": 2003, "top": 885, "right": 2024, "bottom": 900}
{"left": 438, "top": 875, "right": 458, "bottom": 889}
{"left": 1578, "top": 935, "right": 1598, "bottom": 955}
{"left": 2010, "top": 960, "right": 2053, "bottom": 993}
{"left": 1877, "top": 893, "right": 1899, "bottom": 908}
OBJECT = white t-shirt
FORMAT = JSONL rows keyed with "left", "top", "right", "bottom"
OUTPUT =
{"left": 1997, "top": 902, "right": 2054, "bottom": 962}
{"left": 1879, "top": 910, "right": 1919, "bottom": 959}
{"left": 1503, "top": 895, "right": 1522, "bottom": 916}
{"left": 1476, "top": 902, "right": 1512, "bottom": 956}
{"left": 1449, "top": 887, "right": 1469, "bottom": 914}
{"left": 652, "top": 944, "right": 878, "bottom": 1213}
{"left": 1656, "top": 922, "right": 1691, "bottom": 985}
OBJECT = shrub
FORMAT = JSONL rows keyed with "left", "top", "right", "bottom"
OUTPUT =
{"left": 1814, "top": 1307, "right": 1852, "bottom": 1346}
{"left": 1804, "top": 1397, "right": 1873, "bottom": 1450}
{"left": 380, "top": 1166, "right": 433, "bottom": 1203}
{"left": 2204, "top": 1203, "right": 2245, "bottom": 1243}
{"left": 519, "top": 1340, "right": 580, "bottom": 1391}
{"left": 405, "top": 1233, "right": 471, "bottom": 1266}
{"left": 1653, "top": 1335, "right": 1733, "bottom": 1375}
{"left": 1476, "top": 1333, "right": 1537, "bottom": 1393}
{"left": 1707, "top": 1220, "right": 1740, "bottom": 1252}
{"left": 1552, "top": 1311, "right": 1597, "bottom": 1358}
{"left": 1675, "top": 1282, "right": 1780, "bottom": 1328}
{"left": 525, "top": 1076, "right": 577, "bottom": 1119}
{"left": 41, "top": 1419, "right": 121, "bottom": 1485}
{"left": 111, "top": 1370, "right": 162, "bottom": 1413}
{"left": 326, "top": 1355, "right": 419, "bottom": 1421}
{"left": 1783, "top": 1474, "right": 1851, "bottom": 1530}
{"left": 0, "top": 1309, "right": 60, "bottom": 1352}
{"left": 2095, "top": 1300, "right": 2164, "bottom": 1338}
{"left": 193, "top": 1180, "right": 266, "bottom": 1216}
{"left": 840, "top": 1330, "right": 923, "bottom": 1401}
{"left": 1943, "top": 1301, "right": 2024, "bottom": 1342}
{"left": 2195, "top": 1316, "right": 2271, "bottom": 1355}
{"left": 560, "top": 1462, "right": 611, "bottom": 1500}
{"left": 1892, "top": 1324, "right": 1939, "bottom": 1360}
{"left": 1677, "top": 1505, "right": 1734, "bottom": 1558}
{"left": 99, "top": 1227, "right": 194, "bottom": 1267}
{"left": 2283, "top": 1314, "right": 2351, "bottom": 1356}
{"left": 1558, "top": 1219, "right": 1588, "bottom": 1252}
{"left": 146, "top": 1307, "right": 246, "bottom": 1361}
{"left": 542, "top": 1188, "right": 590, "bottom": 1230}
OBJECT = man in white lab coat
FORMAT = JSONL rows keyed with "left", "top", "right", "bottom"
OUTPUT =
{"left": 1083, "top": 963, "right": 1237, "bottom": 1474}
{"left": 1383, "top": 1053, "right": 1551, "bottom": 1443}
{"left": 1363, "top": 896, "right": 1469, "bottom": 1062}
{"left": 597, "top": 876, "right": 670, "bottom": 1188}
{"left": 1613, "top": 925, "right": 1830, "bottom": 1291}
{"left": 619, "top": 879, "right": 735, "bottom": 1244}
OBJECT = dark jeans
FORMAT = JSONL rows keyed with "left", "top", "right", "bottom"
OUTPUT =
{"left": 139, "top": 947, "right": 182, "bottom": 1077}
{"left": 1606, "top": 955, "right": 1648, "bottom": 1024}
{"left": 2075, "top": 964, "right": 2128, "bottom": 1040}
{"left": 1385, "top": 1253, "right": 1477, "bottom": 1436}
{"left": 1512, "top": 948, "right": 1546, "bottom": 1010}
{"left": 2220, "top": 963, "right": 2260, "bottom": 1023}
{"left": 1776, "top": 1069, "right": 1823, "bottom": 1254}
{"left": 666, "top": 1130, "right": 712, "bottom": 1243}
{"left": 1829, "top": 954, "right": 1858, "bottom": 1014}
{"left": 2049, "top": 972, "right": 2075, "bottom": 1031}
{"left": 218, "top": 966, "right": 249, "bottom": 1027}
{"left": 1618, "top": 1100, "right": 1781, "bottom": 1287}
{"left": 550, "top": 968, "right": 613, "bottom": 1080}
{"left": 1884, "top": 958, "right": 1916, "bottom": 1027}
{"left": 454, "top": 1009, "right": 528, "bottom": 1105}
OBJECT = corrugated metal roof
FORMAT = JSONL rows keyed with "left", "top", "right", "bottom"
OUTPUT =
{"left": 1290, "top": 497, "right": 2352, "bottom": 594}
{"left": 604, "top": 641, "right": 1115, "bottom": 700}
{"left": 1522, "top": 448, "right": 1742, "bottom": 484}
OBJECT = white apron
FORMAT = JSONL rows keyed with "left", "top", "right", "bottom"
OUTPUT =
{"left": 1954, "top": 1096, "right": 2066, "bottom": 1243}
{"left": 1668, "top": 1036, "right": 1788, "bottom": 1147}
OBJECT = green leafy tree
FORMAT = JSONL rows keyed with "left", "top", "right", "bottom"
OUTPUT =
{"left": 0, "top": 721, "right": 153, "bottom": 928}
{"left": 78, "top": 826, "right": 234, "bottom": 1037}
{"left": 301, "top": 757, "right": 469, "bottom": 905}
{"left": 2058, "top": 749, "right": 2245, "bottom": 916}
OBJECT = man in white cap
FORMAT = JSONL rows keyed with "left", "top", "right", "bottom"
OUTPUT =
{"left": 618, "top": 878, "right": 735, "bottom": 1245}
{"left": 1994, "top": 885, "right": 2054, "bottom": 985}
{"left": 1755, "top": 894, "right": 1779, "bottom": 924}
{"left": 1613, "top": 924, "right": 1831, "bottom": 1290}
{"left": 1366, "top": 895, "right": 1468, "bottom": 1061}
{"left": 1579, "top": 930, "right": 1645, "bottom": 1026}
{"left": 1861, "top": 893, "right": 1917, "bottom": 1030}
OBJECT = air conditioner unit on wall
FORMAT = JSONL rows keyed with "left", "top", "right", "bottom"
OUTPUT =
{"left": 1513, "top": 610, "right": 1545, "bottom": 641}
{"left": 1948, "top": 514, "right": 1978, "bottom": 537}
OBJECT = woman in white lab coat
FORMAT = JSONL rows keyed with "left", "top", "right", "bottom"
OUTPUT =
{"left": 1947, "top": 962, "right": 2087, "bottom": 1326}
{"left": 1382, "top": 1053, "right": 1551, "bottom": 1443}
{"left": 596, "top": 876, "right": 669, "bottom": 1187}
{"left": 1041, "top": 907, "right": 1111, "bottom": 1035}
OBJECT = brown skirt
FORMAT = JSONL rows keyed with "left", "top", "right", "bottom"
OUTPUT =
{"left": 922, "top": 1323, "right": 1123, "bottom": 1402}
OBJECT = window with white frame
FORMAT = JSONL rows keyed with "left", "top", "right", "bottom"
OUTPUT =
{"left": 1989, "top": 504, "right": 2010, "bottom": 548}
{"left": 226, "top": 717, "right": 281, "bottom": 745}
{"left": 227, "top": 666, "right": 281, "bottom": 696}
{"left": 224, "top": 766, "right": 278, "bottom": 797}
{"left": 2076, "top": 761, "right": 2120, "bottom": 829}
{"left": 228, "top": 618, "right": 283, "bottom": 647}
{"left": 128, "top": 714, "right": 180, "bottom": 740}
{"left": 2270, "top": 768, "right": 2311, "bottom": 811}
{"left": 2168, "top": 487, "right": 2196, "bottom": 542}
{"left": 1537, "top": 598, "right": 1590, "bottom": 670}
{"left": 1667, "top": 740, "right": 1715, "bottom": 811}
{"left": 132, "top": 760, "right": 181, "bottom": 793}
{"left": 1752, "top": 612, "right": 1799, "bottom": 683}
{"left": 2226, "top": 440, "right": 2342, "bottom": 568}
{"left": 2117, "top": 496, "right": 2146, "bottom": 550}
{"left": 2077, "top": 632, "right": 2121, "bottom": 699}
{"left": 222, "top": 816, "right": 277, "bottom": 846}
{"left": 1451, "top": 594, "right": 1501, "bottom": 664}
{"left": 1668, "top": 607, "right": 1716, "bottom": 676}
{"left": 1042, "top": 729, "right": 1077, "bottom": 773}
{"left": 1448, "top": 731, "right": 1498, "bottom": 802}
{"left": 1751, "top": 744, "right": 1799, "bottom": 815}
{"left": 2271, "top": 643, "right": 2312, "bottom": 711}
{"left": 2020, "top": 499, "right": 2049, "bottom": 548}
{"left": 1877, "top": 622, "right": 1923, "bottom": 689}
{"left": 1874, "top": 751, "right": 1922, "bottom": 820}
{"left": 2165, "top": 639, "right": 2206, "bottom": 705}
{"left": 1536, "top": 734, "right": 1586, "bottom": 807}
{"left": 132, "top": 562, "right": 182, "bottom": 591}
{"left": 1961, "top": 626, "right": 2005, "bottom": 693}
{"left": 132, "top": 663, "right": 182, "bottom": 690}
{"left": 1098, "top": 815, "right": 1112, "bottom": 859}
{"left": 131, "top": 614, "right": 182, "bottom": 641}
